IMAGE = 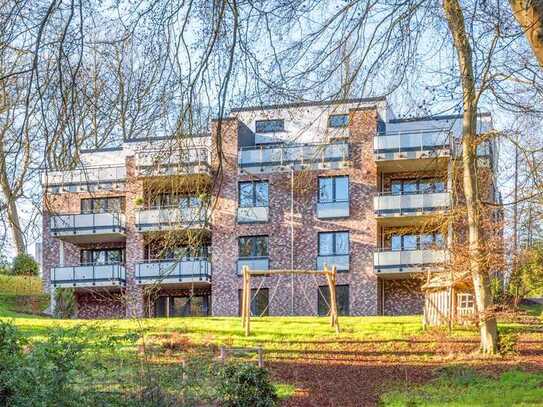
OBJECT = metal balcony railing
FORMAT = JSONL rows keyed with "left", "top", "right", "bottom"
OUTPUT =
{"left": 42, "top": 165, "right": 126, "bottom": 187}
{"left": 51, "top": 263, "right": 125, "bottom": 288}
{"left": 135, "top": 258, "right": 211, "bottom": 284}
{"left": 373, "top": 248, "right": 448, "bottom": 274}
{"left": 374, "top": 191, "right": 451, "bottom": 217}
{"left": 238, "top": 142, "right": 349, "bottom": 169}
{"left": 49, "top": 212, "right": 126, "bottom": 237}
{"left": 135, "top": 206, "right": 209, "bottom": 232}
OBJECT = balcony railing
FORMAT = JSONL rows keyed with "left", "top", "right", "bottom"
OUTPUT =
{"left": 374, "top": 191, "right": 450, "bottom": 217}
{"left": 316, "top": 201, "right": 350, "bottom": 219}
{"left": 42, "top": 165, "right": 126, "bottom": 190}
{"left": 51, "top": 263, "right": 125, "bottom": 288}
{"left": 135, "top": 206, "right": 209, "bottom": 232}
{"left": 238, "top": 142, "right": 349, "bottom": 172}
{"left": 374, "top": 130, "right": 451, "bottom": 161}
{"left": 50, "top": 213, "right": 126, "bottom": 238}
{"left": 135, "top": 258, "right": 211, "bottom": 285}
{"left": 373, "top": 249, "right": 448, "bottom": 274}
{"left": 136, "top": 147, "right": 211, "bottom": 177}
{"left": 237, "top": 257, "right": 269, "bottom": 274}
{"left": 237, "top": 206, "right": 269, "bottom": 223}
{"left": 316, "top": 254, "right": 350, "bottom": 272}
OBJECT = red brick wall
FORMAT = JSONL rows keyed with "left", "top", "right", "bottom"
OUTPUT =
{"left": 382, "top": 278, "right": 424, "bottom": 315}
{"left": 210, "top": 108, "right": 379, "bottom": 316}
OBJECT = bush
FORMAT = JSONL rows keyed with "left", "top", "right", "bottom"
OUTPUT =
{"left": 55, "top": 288, "right": 76, "bottom": 318}
{"left": 11, "top": 254, "right": 38, "bottom": 276}
{"left": 215, "top": 363, "right": 277, "bottom": 407}
{"left": 498, "top": 332, "right": 519, "bottom": 355}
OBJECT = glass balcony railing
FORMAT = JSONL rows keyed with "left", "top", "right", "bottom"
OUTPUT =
{"left": 316, "top": 254, "right": 350, "bottom": 272}
{"left": 374, "top": 130, "right": 451, "bottom": 160}
{"left": 135, "top": 258, "right": 211, "bottom": 285}
{"left": 373, "top": 249, "right": 448, "bottom": 274}
{"left": 49, "top": 213, "right": 126, "bottom": 238}
{"left": 237, "top": 206, "right": 269, "bottom": 223}
{"left": 135, "top": 206, "right": 209, "bottom": 232}
{"left": 238, "top": 142, "right": 349, "bottom": 171}
{"left": 237, "top": 257, "right": 269, "bottom": 274}
{"left": 136, "top": 147, "right": 211, "bottom": 176}
{"left": 42, "top": 165, "right": 126, "bottom": 189}
{"left": 51, "top": 263, "right": 125, "bottom": 288}
{"left": 374, "top": 191, "right": 451, "bottom": 217}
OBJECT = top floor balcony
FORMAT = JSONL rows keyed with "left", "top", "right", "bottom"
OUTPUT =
{"left": 135, "top": 147, "right": 211, "bottom": 178}
{"left": 374, "top": 130, "right": 451, "bottom": 171}
{"left": 42, "top": 165, "right": 127, "bottom": 193}
{"left": 238, "top": 142, "right": 350, "bottom": 173}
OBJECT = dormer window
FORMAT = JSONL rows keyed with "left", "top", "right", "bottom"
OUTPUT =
{"left": 255, "top": 119, "right": 284, "bottom": 133}
{"left": 328, "top": 114, "right": 349, "bottom": 128}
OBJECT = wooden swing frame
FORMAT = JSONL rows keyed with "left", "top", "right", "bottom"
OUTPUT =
{"left": 240, "top": 265, "right": 339, "bottom": 336}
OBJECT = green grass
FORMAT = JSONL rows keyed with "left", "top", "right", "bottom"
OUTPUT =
{"left": 0, "top": 274, "right": 48, "bottom": 317}
{"left": 381, "top": 369, "right": 543, "bottom": 406}
{"left": 520, "top": 303, "right": 543, "bottom": 318}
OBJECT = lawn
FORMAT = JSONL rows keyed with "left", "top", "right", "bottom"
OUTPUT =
{"left": 1, "top": 275, "right": 542, "bottom": 406}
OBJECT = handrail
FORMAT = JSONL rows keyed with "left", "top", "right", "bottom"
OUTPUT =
{"left": 238, "top": 140, "right": 347, "bottom": 151}
{"left": 375, "top": 190, "right": 449, "bottom": 197}
{"left": 377, "top": 129, "right": 453, "bottom": 137}
{"left": 374, "top": 247, "right": 446, "bottom": 253}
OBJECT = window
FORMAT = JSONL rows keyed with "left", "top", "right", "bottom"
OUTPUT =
{"left": 457, "top": 293, "right": 474, "bottom": 310}
{"left": 80, "top": 248, "right": 124, "bottom": 265}
{"left": 239, "top": 236, "right": 269, "bottom": 258}
{"left": 150, "top": 194, "right": 201, "bottom": 209}
{"left": 318, "top": 232, "right": 349, "bottom": 256}
{"left": 239, "top": 181, "right": 269, "bottom": 208}
{"left": 154, "top": 295, "right": 210, "bottom": 317}
{"left": 328, "top": 114, "right": 349, "bottom": 128}
{"left": 389, "top": 179, "right": 446, "bottom": 195}
{"left": 255, "top": 119, "right": 284, "bottom": 133}
{"left": 318, "top": 285, "right": 349, "bottom": 316}
{"left": 389, "top": 233, "right": 444, "bottom": 251}
{"left": 238, "top": 288, "right": 269, "bottom": 316}
{"left": 159, "top": 245, "right": 209, "bottom": 260}
{"left": 81, "top": 197, "right": 124, "bottom": 214}
{"left": 318, "top": 176, "right": 349, "bottom": 203}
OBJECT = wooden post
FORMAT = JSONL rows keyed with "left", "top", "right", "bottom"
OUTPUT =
{"left": 257, "top": 347, "right": 264, "bottom": 368}
{"left": 241, "top": 266, "right": 247, "bottom": 328}
{"left": 245, "top": 269, "right": 251, "bottom": 336}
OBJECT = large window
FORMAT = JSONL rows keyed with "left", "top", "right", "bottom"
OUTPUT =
{"left": 328, "top": 114, "right": 349, "bottom": 128}
{"left": 238, "top": 288, "right": 269, "bottom": 316}
{"left": 81, "top": 197, "right": 124, "bottom": 214}
{"left": 239, "top": 236, "right": 269, "bottom": 258}
{"left": 318, "top": 176, "right": 349, "bottom": 203}
{"left": 318, "top": 232, "right": 349, "bottom": 256}
{"left": 389, "top": 233, "right": 444, "bottom": 251}
{"left": 318, "top": 285, "right": 350, "bottom": 316}
{"left": 80, "top": 248, "right": 124, "bottom": 265}
{"left": 154, "top": 295, "right": 210, "bottom": 317}
{"left": 239, "top": 181, "right": 269, "bottom": 208}
{"left": 390, "top": 179, "right": 446, "bottom": 195}
{"left": 255, "top": 119, "right": 284, "bottom": 133}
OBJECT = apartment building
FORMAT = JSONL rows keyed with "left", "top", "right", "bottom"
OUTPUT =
{"left": 41, "top": 97, "right": 498, "bottom": 318}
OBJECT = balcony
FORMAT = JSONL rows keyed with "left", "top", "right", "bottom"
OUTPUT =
{"left": 135, "top": 147, "right": 211, "bottom": 177}
{"left": 316, "top": 254, "right": 350, "bottom": 272}
{"left": 373, "top": 249, "right": 448, "bottom": 276}
{"left": 238, "top": 142, "right": 349, "bottom": 173}
{"left": 42, "top": 165, "right": 126, "bottom": 192}
{"left": 374, "top": 130, "right": 451, "bottom": 171}
{"left": 51, "top": 264, "right": 125, "bottom": 288}
{"left": 374, "top": 191, "right": 450, "bottom": 221}
{"left": 49, "top": 213, "right": 126, "bottom": 243}
{"left": 135, "top": 258, "right": 211, "bottom": 285}
{"left": 316, "top": 201, "right": 349, "bottom": 219}
{"left": 237, "top": 206, "right": 269, "bottom": 223}
{"left": 135, "top": 206, "right": 209, "bottom": 232}
{"left": 237, "top": 257, "right": 269, "bottom": 274}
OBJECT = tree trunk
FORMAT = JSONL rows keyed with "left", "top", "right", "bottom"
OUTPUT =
{"left": 443, "top": 0, "right": 498, "bottom": 354}
{"left": 4, "top": 195, "right": 26, "bottom": 255}
{"left": 509, "top": 0, "right": 543, "bottom": 68}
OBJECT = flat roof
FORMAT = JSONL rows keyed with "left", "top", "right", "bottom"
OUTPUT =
{"left": 230, "top": 96, "right": 387, "bottom": 113}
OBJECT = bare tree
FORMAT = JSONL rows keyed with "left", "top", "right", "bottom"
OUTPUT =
{"left": 509, "top": 0, "right": 543, "bottom": 67}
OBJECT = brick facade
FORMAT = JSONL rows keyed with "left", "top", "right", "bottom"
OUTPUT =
{"left": 42, "top": 100, "right": 495, "bottom": 319}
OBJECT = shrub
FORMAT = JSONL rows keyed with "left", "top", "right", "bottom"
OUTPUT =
{"left": 55, "top": 288, "right": 76, "bottom": 318}
{"left": 215, "top": 363, "right": 277, "bottom": 407}
{"left": 11, "top": 254, "right": 39, "bottom": 276}
{"left": 498, "top": 332, "right": 519, "bottom": 355}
